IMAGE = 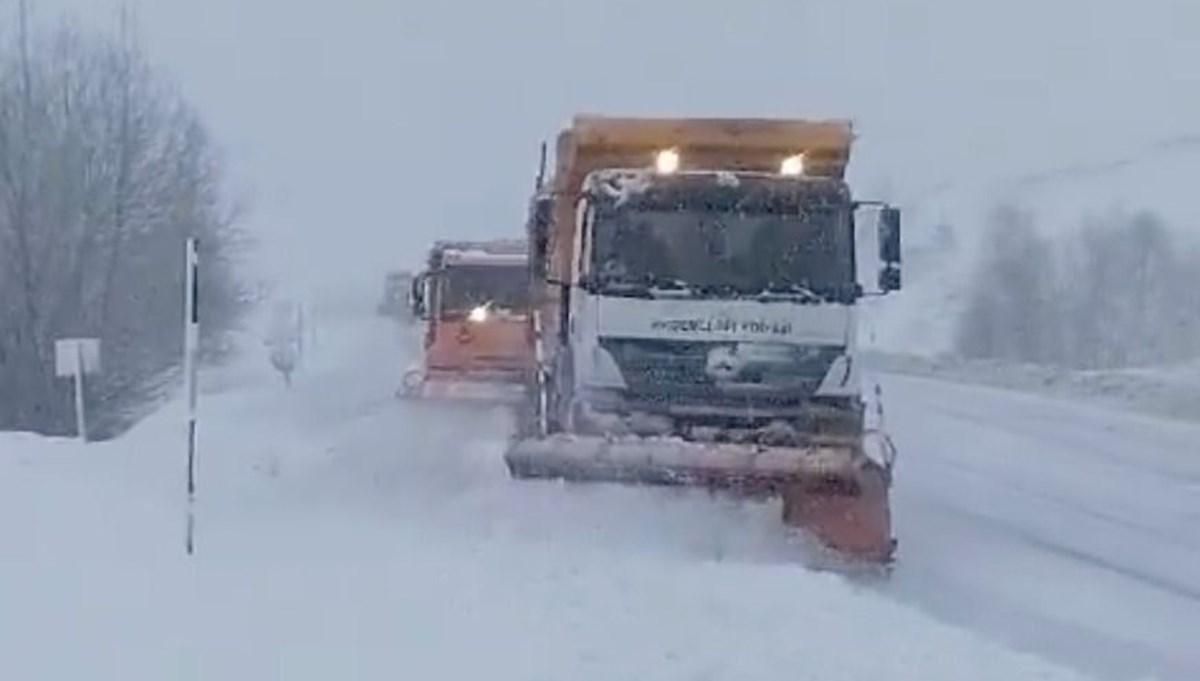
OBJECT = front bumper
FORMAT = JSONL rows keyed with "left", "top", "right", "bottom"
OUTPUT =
{"left": 397, "top": 369, "right": 526, "bottom": 404}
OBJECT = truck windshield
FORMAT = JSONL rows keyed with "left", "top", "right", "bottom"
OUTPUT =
{"left": 437, "top": 265, "right": 528, "bottom": 316}
{"left": 590, "top": 207, "right": 854, "bottom": 299}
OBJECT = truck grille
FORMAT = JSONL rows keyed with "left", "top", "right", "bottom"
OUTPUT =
{"left": 597, "top": 338, "right": 843, "bottom": 408}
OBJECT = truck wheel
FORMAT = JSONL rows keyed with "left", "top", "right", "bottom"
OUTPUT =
{"left": 549, "top": 350, "right": 575, "bottom": 435}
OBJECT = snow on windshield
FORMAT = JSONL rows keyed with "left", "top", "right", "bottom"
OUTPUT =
{"left": 590, "top": 206, "right": 853, "bottom": 296}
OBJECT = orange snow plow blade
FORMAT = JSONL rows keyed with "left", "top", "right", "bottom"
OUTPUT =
{"left": 504, "top": 434, "right": 895, "bottom": 564}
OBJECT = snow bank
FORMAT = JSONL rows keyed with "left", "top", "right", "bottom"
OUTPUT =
{"left": 866, "top": 351, "right": 1200, "bottom": 425}
{"left": 0, "top": 317, "right": 1110, "bottom": 681}
{"left": 0, "top": 435, "right": 1102, "bottom": 680}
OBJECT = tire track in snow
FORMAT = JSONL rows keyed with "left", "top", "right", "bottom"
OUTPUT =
{"left": 922, "top": 493, "right": 1200, "bottom": 605}
{"left": 921, "top": 429, "right": 1200, "bottom": 554}
{"left": 880, "top": 372, "right": 1200, "bottom": 681}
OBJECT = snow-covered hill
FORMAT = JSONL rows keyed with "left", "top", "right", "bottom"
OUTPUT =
{"left": 868, "top": 135, "right": 1200, "bottom": 355}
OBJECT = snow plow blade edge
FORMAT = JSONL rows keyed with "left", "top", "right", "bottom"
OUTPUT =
{"left": 504, "top": 434, "right": 895, "bottom": 564}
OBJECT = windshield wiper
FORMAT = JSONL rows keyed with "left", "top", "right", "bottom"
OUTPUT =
{"left": 754, "top": 283, "right": 824, "bottom": 304}
{"left": 646, "top": 277, "right": 696, "bottom": 298}
{"left": 596, "top": 279, "right": 654, "bottom": 299}
{"left": 597, "top": 276, "right": 696, "bottom": 299}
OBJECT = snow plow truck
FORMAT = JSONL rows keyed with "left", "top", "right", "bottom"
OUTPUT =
{"left": 399, "top": 239, "right": 533, "bottom": 404}
{"left": 504, "top": 115, "right": 903, "bottom": 566}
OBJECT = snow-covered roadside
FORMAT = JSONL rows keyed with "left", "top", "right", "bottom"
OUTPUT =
{"left": 1, "top": 316, "right": 1106, "bottom": 681}
{"left": 865, "top": 351, "right": 1200, "bottom": 425}
{"left": 876, "top": 371, "right": 1200, "bottom": 681}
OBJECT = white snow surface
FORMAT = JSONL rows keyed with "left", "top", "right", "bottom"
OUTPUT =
{"left": 879, "top": 373, "right": 1200, "bottom": 681}
{"left": 866, "top": 352, "right": 1200, "bottom": 425}
{"left": 2, "top": 310, "right": 1191, "bottom": 680}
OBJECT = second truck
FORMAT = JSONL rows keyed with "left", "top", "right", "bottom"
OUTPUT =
{"left": 400, "top": 239, "right": 533, "bottom": 404}
{"left": 504, "top": 115, "right": 903, "bottom": 566}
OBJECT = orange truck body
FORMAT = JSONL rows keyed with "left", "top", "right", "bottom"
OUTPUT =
{"left": 400, "top": 239, "right": 533, "bottom": 403}
{"left": 532, "top": 116, "right": 855, "bottom": 348}
{"left": 505, "top": 115, "right": 898, "bottom": 568}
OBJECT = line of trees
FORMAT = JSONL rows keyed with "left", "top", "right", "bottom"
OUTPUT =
{"left": 0, "top": 4, "right": 248, "bottom": 439}
{"left": 955, "top": 203, "right": 1200, "bottom": 370}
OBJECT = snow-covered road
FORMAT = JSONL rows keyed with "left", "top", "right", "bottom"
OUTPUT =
{"left": 879, "top": 373, "right": 1200, "bottom": 681}
{"left": 3, "top": 311, "right": 1193, "bottom": 680}
{"left": 192, "top": 316, "right": 1200, "bottom": 680}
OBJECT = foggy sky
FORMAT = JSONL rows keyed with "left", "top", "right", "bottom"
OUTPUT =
{"left": 24, "top": 0, "right": 1200, "bottom": 299}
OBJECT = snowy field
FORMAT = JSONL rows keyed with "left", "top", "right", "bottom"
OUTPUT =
{"left": 865, "top": 352, "right": 1200, "bottom": 425}
{"left": 2, "top": 309, "right": 1194, "bottom": 680}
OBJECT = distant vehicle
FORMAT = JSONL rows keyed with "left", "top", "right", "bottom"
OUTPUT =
{"left": 398, "top": 239, "right": 532, "bottom": 405}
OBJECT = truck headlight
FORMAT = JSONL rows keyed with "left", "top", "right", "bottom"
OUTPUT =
{"left": 655, "top": 149, "right": 680, "bottom": 174}
{"left": 468, "top": 305, "right": 490, "bottom": 323}
{"left": 780, "top": 154, "right": 806, "bottom": 176}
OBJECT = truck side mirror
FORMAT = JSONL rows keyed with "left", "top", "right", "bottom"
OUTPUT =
{"left": 409, "top": 273, "right": 429, "bottom": 319}
{"left": 877, "top": 206, "right": 902, "bottom": 292}
{"left": 877, "top": 207, "right": 901, "bottom": 264}
{"left": 528, "top": 196, "right": 552, "bottom": 280}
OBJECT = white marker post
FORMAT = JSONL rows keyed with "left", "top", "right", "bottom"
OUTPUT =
{"left": 183, "top": 237, "right": 200, "bottom": 555}
{"left": 54, "top": 338, "right": 101, "bottom": 442}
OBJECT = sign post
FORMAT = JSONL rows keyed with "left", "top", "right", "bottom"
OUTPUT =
{"left": 184, "top": 237, "right": 200, "bottom": 555}
{"left": 54, "top": 337, "right": 101, "bottom": 442}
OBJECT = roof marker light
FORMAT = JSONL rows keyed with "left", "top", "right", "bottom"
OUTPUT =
{"left": 655, "top": 149, "right": 680, "bottom": 174}
{"left": 780, "top": 154, "right": 806, "bottom": 176}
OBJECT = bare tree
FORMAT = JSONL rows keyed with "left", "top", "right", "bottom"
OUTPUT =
{"left": 0, "top": 4, "right": 248, "bottom": 438}
{"left": 1061, "top": 209, "right": 1197, "bottom": 369}
{"left": 955, "top": 201, "right": 1200, "bottom": 371}
{"left": 955, "top": 203, "right": 1060, "bottom": 364}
